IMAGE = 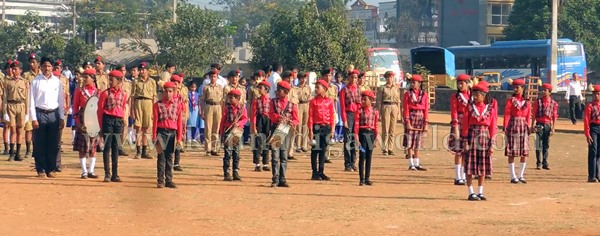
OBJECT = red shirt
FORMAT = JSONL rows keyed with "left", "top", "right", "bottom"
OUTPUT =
{"left": 307, "top": 94, "right": 335, "bottom": 133}
{"left": 354, "top": 105, "right": 379, "bottom": 138}
{"left": 72, "top": 85, "right": 97, "bottom": 125}
{"left": 532, "top": 96, "right": 558, "bottom": 123}
{"left": 97, "top": 86, "right": 127, "bottom": 128}
{"left": 268, "top": 97, "right": 299, "bottom": 126}
{"left": 152, "top": 98, "right": 183, "bottom": 141}
{"left": 403, "top": 89, "right": 429, "bottom": 124}
{"left": 584, "top": 101, "right": 600, "bottom": 138}
{"left": 503, "top": 95, "right": 531, "bottom": 128}
{"left": 219, "top": 103, "right": 249, "bottom": 135}
{"left": 252, "top": 95, "right": 270, "bottom": 124}
{"left": 461, "top": 100, "right": 498, "bottom": 138}
{"left": 450, "top": 90, "right": 470, "bottom": 125}
{"left": 339, "top": 83, "right": 361, "bottom": 122}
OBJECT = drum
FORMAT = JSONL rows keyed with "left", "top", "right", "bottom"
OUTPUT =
{"left": 82, "top": 96, "right": 101, "bottom": 138}
{"left": 269, "top": 123, "right": 290, "bottom": 145}
{"left": 224, "top": 126, "right": 244, "bottom": 145}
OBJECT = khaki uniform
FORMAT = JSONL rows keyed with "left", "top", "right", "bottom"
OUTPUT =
{"left": 22, "top": 70, "right": 40, "bottom": 131}
{"left": 131, "top": 77, "right": 157, "bottom": 128}
{"left": 247, "top": 85, "right": 261, "bottom": 123}
{"left": 60, "top": 76, "right": 70, "bottom": 128}
{"left": 202, "top": 83, "right": 223, "bottom": 153}
{"left": 376, "top": 84, "right": 401, "bottom": 152}
{"left": 178, "top": 86, "right": 190, "bottom": 123}
{"left": 3, "top": 77, "right": 28, "bottom": 128}
{"left": 223, "top": 84, "right": 247, "bottom": 105}
{"left": 327, "top": 83, "right": 339, "bottom": 124}
{"left": 96, "top": 72, "right": 109, "bottom": 92}
{"left": 294, "top": 84, "right": 312, "bottom": 150}
{"left": 121, "top": 79, "right": 133, "bottom": 127}
{"left": 160, "top": 71, "right": 171, "bottom": 83}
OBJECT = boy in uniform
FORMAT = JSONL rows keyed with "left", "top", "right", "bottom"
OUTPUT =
{"left": 153, "top": 81, "right": 182, "bottom": 188}
{"left": 294, "top": 72, "right": 312, "bottom": 153}
{"left": 340, "top": 69, "right": 361, "bottom": 171}
{"left": 171, "top": 75, "right": 188, "bottom": 171}
{"left": 4, "top": 61, "right": 28, "bottom": 161}
{"left": 53, "top": 60, "right": 70, "bottom": 171}
{"left": 22, "top": 53, "right": 40, "bottom": 158}
{"left": 251, "top": 80, "right": 271, "bottom": 171}
{"left": 376, "top": 71, "right": 401, "bottom": 156}
{"left": 307, "top": 80, "right": 335, "bottom": 180}
{"left": 269, "top": 81, "right": 298, "bottom": 187}
{"left": 95, "top": 56, "right": 109, "bottom": 92}
{"left": 201, "top": 69, "right": 223, "bottom": 156}
{"left": 223, "top": 70, "right": 246, "bottom": 105}
{"left": 219, "top": 89, "right": 248, "bottom": 181}
{"left": 281, "top": 71, "right": 298, "bottom": 159}
{"left": 1, "top": 60, "right": 13, "bottom": 155}
{"left": 322, "top": 67, "right": 337, "bottom": 163}
{"left": 531, "top": 83, "right": 557, "bottom": 170}
{"left": 356, "top": 90, "right": 379, "bottom": 186}
{"left": 132, "top": 62, "right": 157, "bottom": 159}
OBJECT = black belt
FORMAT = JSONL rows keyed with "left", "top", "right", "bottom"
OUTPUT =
{"left": 359, "top": 128, "right": 375, "bottom": 132}
{"left": 536, "top": 121, "right": 551, "bottom": 125}
{"left": 205, "top": 101, "right": 219, "bottom": 105}
{"left": 382, "top": 101, "right": 397, "bottom": 105}
{"left": 7, "top": 100, "right": 25, "bottom": 104}
{"left": 299, "top": 100, "right": 309, "bottom": 104}
{"left": 135, "top": 97, "right": 152, "bottom": 100}
{"left": 157, "top": 128, "right": 176, "bottom": 133}
{"left": 36, "top": 107, "right": 57, "bottom": 114}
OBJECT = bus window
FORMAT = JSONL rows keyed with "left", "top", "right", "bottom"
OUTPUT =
{"left": 466, "top": 58, "right": 473, "bottom": 75}
{"left": 559, "top": 44, "right": 582, "bottom": 57}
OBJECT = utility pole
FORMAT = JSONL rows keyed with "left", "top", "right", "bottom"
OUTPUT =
{"left": 72, "top": 0, "right": 76, "bottom": 38}
{"left": 173, "top": 0, "right": 177, "bottom": 23}
{"left": 550, "top": 0, "right": 558, "bottom": 91}
{"left": 2, "top": 0, "right": 6, "bottom": 22}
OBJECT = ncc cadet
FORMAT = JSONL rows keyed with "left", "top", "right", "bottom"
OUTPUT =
{"left": 251, "top": 80, "right": 271, "bottom": 171}
{"left": 531, "top": 83, "right": 557, "bottom": 170}
{"left": 219, "top": 89, "right": 248, "bottom": 181}
{"left": 323, "top": 67, "right": 338, "bottom": 163}
{"left": 247, "top": 70, "right": 265, "bottom": 130}
{"left": 95, "top": 56, "right": 109, "bottom": 92}
{"left": 170, "top": 74, "right": 188, "bottom": 171}
{"left": 403, "top": 74, "right": 429, "bottom": 171}
{"left": 117, "top": 65, "right": 133, "bottom": 156}
{"left": 201, "top": 68, "right": 223, "bottom": 156}
{"left": 340, "top": 69, "right": 361, "bottom": 171}
{"left": 202, "top": 63, "right": 228, "bottom": 88}
{"left": 223, "top": 70, "right": 246, "bottom": 105}
{"left": 307, "top": 79, "right": 335, "bottom": 181}
{"left": 281, "top": 70, "right": 298, "bottom": 160}
{"left": 4, "top": 61, "right": 28, "bottom": 161}
{"left": 153, "top": 81, "right": 182, "bottom": 189}
{"left": 97, "top": 70, "right": 128, "bottom": 183}
{"left": 355, "top": 90, "right": 379, "bottom": 186}
{"left": 584, "top": 85, "right": 600, "bottom": 182}
{"left": 358, "top": 72, "right": 371, "bottom": 92}
{"left": 376, "top": 71, "right": 401, "bottom": 156}
{"left": 126, "top": 65, "right": 139, "bottom": 145}
{"left": 23, "top": 53, "right": 40, "bottom": 158}
{"left": 53, "top": 60, "right": 71, "bottom": 172}
{"left": 132, "top": 62, "right": 157, "bottom": 159}
{"left": 73, "top": 68, "right": 100, "bottom": 179}
{"left": 504, "top": 79, "right": 531, "bottom": 184}
{"left": 269, "top": 81, "right": 299, "bottom": 188}
{"left": 448, "top": 74, "right": 472, "bottom": 185}
{"left": 1, "top": 60, "right": 13, "bottom": 155}
{"left": 292, "top": 72, "right": 312, "bottom": 154}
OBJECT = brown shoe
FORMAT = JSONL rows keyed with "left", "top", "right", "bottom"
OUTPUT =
{"left": 46, "top": 172, "right": 57, "bottom": 178}
{"left": 415, "top": 166, "right": 428, "bottom": 171}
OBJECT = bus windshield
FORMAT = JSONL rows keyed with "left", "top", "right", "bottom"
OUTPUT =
{"left": 368, "top": 50, "right": 399, "bottom": 70}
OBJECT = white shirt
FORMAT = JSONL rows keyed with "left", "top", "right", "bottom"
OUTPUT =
{"left": 268, "top": 71, "right": 282, "bottom": 98}
{"left": 565, "top": 80, "right": 583, "bottom": 100}
{"left": 202, "top": 75, "right": 228, "bottom": 88}
{"left": 29, "top": 73, "right": 65, "bottom": 121}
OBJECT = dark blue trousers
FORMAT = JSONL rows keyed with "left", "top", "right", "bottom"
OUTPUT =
{"left": 33, "top": 109, "right": 60, "bottom": 174}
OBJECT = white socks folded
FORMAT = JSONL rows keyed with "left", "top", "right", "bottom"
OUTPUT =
{"left": 80, "top": 158, "right": 87, "bottom": 174}
{"left": 414, "top": 158, "right": 420, "bottom": 167}
{"left": 519, "top": 163, "right": 527, "bottom": 178}
{"left": 455, "top": 164, "right": 461, "bottom": 180}
{"left": 409, "top": 158, "right": 414, "bottom": 166}
{"left": 89, "top": 157, "right": 96, "bottom": 174}
{"left": 509, "top": 162, "right": 527, "bottom": 179}
{"left": 468, "top": 186, "right": 484, "bottom": 195}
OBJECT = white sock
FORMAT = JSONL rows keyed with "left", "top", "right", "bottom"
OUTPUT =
{"left": 414, "top": 158, "right": 420, "bottom": 167}
{"left": 256, "top": 164, "right": 261, "bottom": 167}
{"left": 89, "top": 157, "right": 96, "bottom": 174}
{"left": 409, "top": 158, "right": 415, "bottom": 166}
{"left": 80, "top": 158, "right": 88, "bottom": 174}
{"left": 461, "top": 166, "right": 466, "bottom": 180}
{"left": 263, "top": 164, "right": 268, "bottom": 167}
{"left": 508, "top": 163, "right": 517, "bottom": 179}
{"left": 519, "top": 162, "right": 527, "bottom": 178}
{"left": 455, "top": 164, "right": 461, "bottom": 180}
{"left": 468, "top": 186, "right": 474, "bottom": 195}
{"left": 478, "top": 186, "right": 484, "bottom": 195}
{"left": 72, "top": 130, "right": 76, "bottom": 142}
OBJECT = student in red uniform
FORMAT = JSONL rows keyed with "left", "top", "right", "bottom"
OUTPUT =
{"left": 448, "top": 74, "right": 471, "bottom": 185}
{"left": 531, "top": 83, "right": 558, "bottom": 170}
{"left": 308, "top": 80, "right": 335, "bottom": 181}
{"left": 403, "top": 74, "right": 429, "bottom": 171}
{"left": 153, "top": 81, "right": 182, "bottom": 188}
{"left": 97, "top": 70, "right": 128, "bottom": 183}
{"left": 220, "top": 89, "right": 248, "bottom": 181}
{"left": 355, "top": 90, "right": 379, "bottom": 186}
{"left": 461, "top": 81, "right": 497, "bottom": 201}
{"left": 584, "top": 85, "right": 600, "bottom": 182}
{"left": 339, "top": 69, "right": 361, "bottom": 171}
{"left": 170, "top": 74, "right": 185, "bottom": 172}
{"left": 251, "top": 81, "right": 271, "bottom": 172}
{"left": 504, "top": 79, "right": 531, "bottom": 184}
{"left": 73, "top": 68, "right": 99, "bottom": 179}
{"left": 269, "top": 81, "right": 299, "bottom": 188}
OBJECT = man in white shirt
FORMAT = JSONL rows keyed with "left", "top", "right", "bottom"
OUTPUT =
{"left": 29, "top": 57, "right": 65, "bottom": 178}
{"left": 565, "top": 73, "right": 584, "bottom": 125}
{"left": 202, "top": 63, "right": 228, "bottom": 88}
{"left": 268, "top": 63, "right": 283, "bottom": 98}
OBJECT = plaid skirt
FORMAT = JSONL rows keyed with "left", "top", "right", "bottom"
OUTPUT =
{"left": 447, "top": 113, "right": 464, "bottom": 154}
{"left": 505, "top": 117, "right": 529, "bottom": 157}
{"left": 403, "top": 109, "right": 425, "bottom": 149}
{"left": 463, "top": 125, "right": 492, "bottom": 176}
{"left": 73, "top": 131, "right": 100, "bottom": 154}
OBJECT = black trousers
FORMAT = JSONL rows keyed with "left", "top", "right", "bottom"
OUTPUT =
{"left": 311, "top": 125, "right": 331, "bottom": 175}
{"left": 33, "top": 109, "right": 60, "bottom": 174}
{"left": 157, "top": 128, "right": 176, "bottom": 184}
{"left": 174, "top": 149, "right": 181, "bottom": 166}
{"left": 253, "top": 115, "right": 270, "bottom": 165}
{"left": 343, "top": 112, "right": 357, "bottom": 168}
{"left": 102, "top": 115, "right": 124, "bottom": 177}
{"left": 569, "top": 95, "right": 582, "bottom": 122}
{"left": 535, "top": 122, "right": 551, "bottom": 167}
{"left": 223, "top": 129, "right": 240, "bottom": 174}
{"left": 588, "top": 124, "right": 600, "bottom": 180}
{"left": 56, "top": 131, "right": 62, "bottom": 170}
{"left": 359, "top": 129, "right": 375, "bottom": 182}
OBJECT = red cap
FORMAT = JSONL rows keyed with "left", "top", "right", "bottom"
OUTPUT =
{"left": 28, "top": 53, "right": 36, "bottom": 60}
{"left": 277, "top": 81, "right": 291, "bottom": 91}
{"left": 108, "top": 70, "right": 123, "bottom": 77}
{"left": 542, "top": 83, "right": 553, "bottom": 91}
{"left": 94, "top": 56, "right": 103, "bottom": 63}
{"left": 52, "top": 71, "right": 61, "bottom": 77}
{"left": 163, "top": 81, "right": 176, "bottom": 89}
{"left": 258, "top": 81, "right": 270, "bottom": 88}
{"left": 593, "top": 85, "right": 600, "bottom": 93}
{"left": 456, "top": 74, "right": 470, "bottom": 81}
{"left": 411, "top": 74, "right": 423, "bottom": 82}
{"left": 316, "top": 79, "right": 329, "bottom": 89}
{"left": 361, "top": 90, "right": 375, "bottom": 99}
{"left": 83, "top": 68, "right": 96, "bottom": 75}
{"left": 179, "top": 73, "right": 185, "bottom": 78}
{"left": 170, "top": 75, "right": 182, "bottom": 82}
{"left": 512, "top": 79, "right": 525, "bottom": 86}
{"left": 54, "top": 60, "right": 62, "bottom": 66}
{"left": 349, "top": 69, "right": 360, "bottom": 76}
{"left": 228, "top": 89, "right": 242, "bottom": 96}
{"left": 473, "top": 81, "right": 489, "bottom": 93}
{"left": 7, "top": 59, "right": 13, "bottom": 64}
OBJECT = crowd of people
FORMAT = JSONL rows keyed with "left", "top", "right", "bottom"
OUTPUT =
{"left": 2, "top": 53, "right": 598, "bottom": 201}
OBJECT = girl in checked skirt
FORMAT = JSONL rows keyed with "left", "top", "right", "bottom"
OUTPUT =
{"left": 504, "top": 79, "right": 531, "bottom": 184}
{"left": 448, "top": 74, "right": 472, "bottom": 185}
{"left": 461, "top": 81, "right": 497, "bottom": 201}
{"left": 403, "top": 74, "right": 429, "bottom": 171}
{"left": 72, "top": 68, "right": 100, "bottom": 179}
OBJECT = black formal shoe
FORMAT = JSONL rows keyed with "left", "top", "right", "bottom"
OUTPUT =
{"left": 262, "top": 166, "right": 270, "bottom": 171}
{"left": 277, "top": 182, "right": 289, "bottom": 188}
{"left": 454, "top": 179, "right": 466, "bottom": 185}
{"left": 415, "top": 166, "right": 427, "bottom": 171}
{"left": 364, "top": 180, "right": 373, "bottom": 186}
{"left": 97, "top": 146, "right": 103, "bottom": 152}
{"left": 81, "top": 173, "right": 88, "bottom": 179}
{"left": 103, "top": 175, "right": 111, "bottom": 182}
{"left": 301, "top": 148, "right": 308, "bottom": 153}
{"left": 173, "top": 165, "right": 183, "bottom": 171}
{"left": 588, "top": 178, "right": 598, "bottom": 183}
{"left": 388, "top": 151, "right": 395, "bottom": 155}
{"left": 165, "top": 182, "right": 177, "bottom": 188}
{"left": 359, "top": 181, "right": 364, "bottom": 186}
{"left": 118, "top": 149, "right": 129, "bottom": 156}
{"left": 46, "top": 172, "right": 56, "bottom": 178}
{"left": 211, "top": 151, "right": 219, "bottom": 156}
{"left": 311, "top": 174, "right": 321, "bottom": 180}
{"left": 25, "top": 151, "right": 30, "bottom": 158}
{"left": 477, "top": 194, "right": 487, "bottom": 201}
{"left": 408, "top": 166, "right": 417, "bottom": 171}
{"left": 344, "top": 167, "right": 352, "bottom": 172}
{"left": 223, "top": 174, "right": 232, "bottom": 181}
{"left": 14, "top": 154, "right": 23, "bottom": 162}
{"left": 518, "top": 177, "right": 527, "bottom": 184}
{"left": 111, "top": 176, "right": 122, "bottom": 182}
{"left": 7, "top": 153, "right": 14, "bottom": 162}
{"left": 37, "top": 172, "right": 46, "bottom": 178}
{"left": 157, "top": 183, "right": 164, "bottom": 188}
{"left": 351, "top": 165, "right": 358, "bottom": 171}
{"left": 536, "top": 164, "right": 542, "bottom": 170}
{"left": 233, "top": 172, "right": 242, "bottom": 181}
{"left": 325, "top": 159, "right": 332, "bottom": 163}
{"left": 271, "top": 182, "right": 278, "bottom": 188}
{"left": 468, "top": 193, "right": 481, "bottom": 201}
{"left": 485, "top": 175, "right": 492, "bottom": 180}
{"left": 288, "top": 156, "right": 296, "bottom": 160}
{"left": 87, "top": 173, "right": 98, "bottom": 179}
{"left": 2, "top": 150, "right": 8, "bottom": 155}
{"left": 382, "top": 151, "right": 388, "bottom": 156}
{"left": 542, "top": 166, "right": 551, "bottom": 170}
{"left": 319, "top": 173, "right": 331, "bottom": 181}
{"left": 510, "top": 178, "right": 520, "bottom": 184}
{"left": 141, "top": 154, "right": 153, "bottom": 159}
{"left": 254, "top": 166, "right": 261, "bottom": 172}
{"left": 55, "top": 167, "right": 62, "bottom": 172}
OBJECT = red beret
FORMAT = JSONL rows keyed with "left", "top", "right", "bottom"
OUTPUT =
{"left": 593, "top": 85, "right": 600, "bottom": 93}
{"left": 94, "top": 56, "right": 103, "bottom": 63}
{"left": 163, "top": 81, "right": 176, "bottom": 89}
{"left": 361, "top": 90, "right": 375, "bottom": 99}
{"left": 52, "top": 71, "right": 61, "bottom": 77}
{"left": 207, "top": 68, "right": 218, "bottom": 75}
{"left": 179, "top": 73, "right": 185, "bottom": 78}
{"left": 512, "top": 79, "right": 525, "bottom": 86}
{"left": 28, "top": 53, "right": 36, "bottom": 60}
{"left": 411, "top": 74, "right": 423, "bottom": 82}
{"left": 83, "top": 68, "right": 96, "bottom": 75}
{"left": 9, "top": 61, "right": 21, "bottom": 68}
{"left": 456, "top": 74, "right": 470, "bottom": 81}
{"left": 170, "top": 75, "right": 182, "bottom": 82}
{"left": 7, "top": 59, "right": 13, "bottom": 64}
{"left": 108, "top": 70, "right": 123, "bottom": 77}
{"left": 139, "top": 62, "right": 148, "bottom": 69}
{"left": 277, "top": 81, "right": 291, "bottom": 91}
{"left": 542, "top": 83, "right": 553, "bottom": 91}
{"left": 349, "top": 69, "right": 360, "bottom": 76}
{"left": 54, "top": 60, "right": 62, "bottom": 66}
{"left": 258, "top": 81, "right": 270, "bottom": 88}
{"left": 316, "top": 79, "right": 329, "bottom": 89}
{"left": 473, "top": 81, "right": 489, "bottom": 93}
{"left": 228, "top": 89, "right": 242, "bottom": 96}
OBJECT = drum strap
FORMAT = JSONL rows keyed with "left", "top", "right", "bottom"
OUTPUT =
{"left": 224, "top": 108, "right": 244, "bottom": 134}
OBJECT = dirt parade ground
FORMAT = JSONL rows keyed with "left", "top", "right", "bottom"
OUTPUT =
{"left": 0, "top": 123, "right": 599, "bottom": 236}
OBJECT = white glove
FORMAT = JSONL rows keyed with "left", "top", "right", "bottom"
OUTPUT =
{"left": 3, "top": 114, "right": 9, "bottom": 122}
{"left": 25, "top": 114, "right": 29, "bottom": 122}
{"left": 69, "top": 107, "right": 73, "bottom": 114}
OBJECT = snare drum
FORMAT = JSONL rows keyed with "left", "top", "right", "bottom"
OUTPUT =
{"left": 224, "top": 126, "right": 244, "bottom": 145}
{"left": 269, "top": 123, "right": 291, "bottom": 145}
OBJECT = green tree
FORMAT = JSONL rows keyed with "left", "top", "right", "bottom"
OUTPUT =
{"left": 503, "top": 0, "right": 551, "bottom": 40}
{"left": 64, "top": 37, "right": 95, "bottom": 69}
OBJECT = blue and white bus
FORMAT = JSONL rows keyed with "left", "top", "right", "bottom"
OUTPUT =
{"left": 448, "top": 39, "right": 587, "bottom": 91}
